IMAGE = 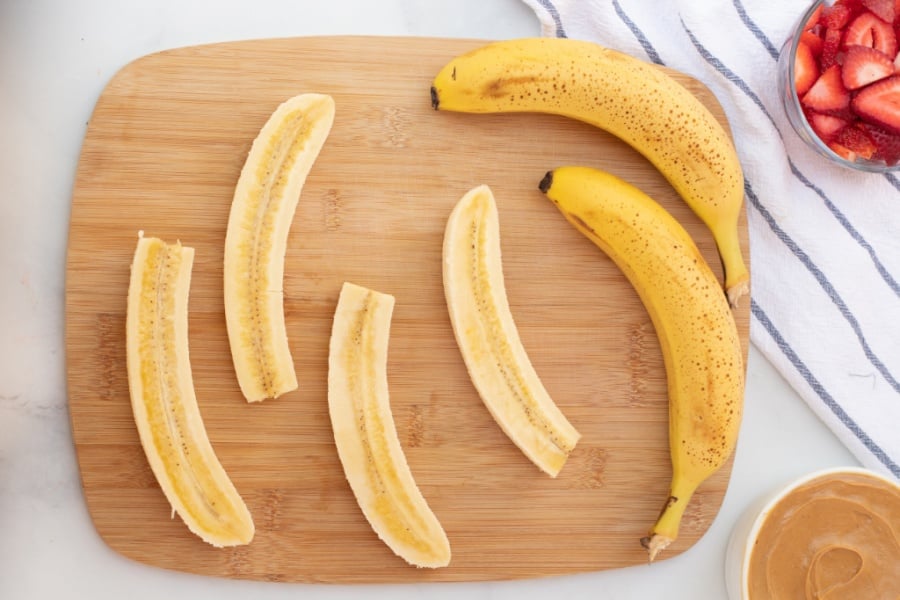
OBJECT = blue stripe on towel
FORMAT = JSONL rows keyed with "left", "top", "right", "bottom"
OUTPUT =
{"left": 535, "top": 0, "right": 568, "bottom": 38}
{"left": 682, "top": 21, "right": 900, "bottom": 298}
{"left": 612, "top": 0, "right": 664, "bottom": 65}
{"left": 732, "top": 2, "right": 900, "bottom": 192}
{"left": 788, "top": 163, "right": 900, "bottom": 296}
{"left": 731, "top": 0, "right": 778, "bottom": 59}
{"left": 752, "top": 299, "right": 900, "bottom": 478}
{"left": 744, "top": 180, "right": 900, "bottom": 394}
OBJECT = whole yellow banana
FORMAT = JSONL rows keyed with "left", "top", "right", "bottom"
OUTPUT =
{"left": 539, "top": 166, "right": 745, "bottom": 561}
{"left": 431, "top": 38, "right": 749, "bottom": 306}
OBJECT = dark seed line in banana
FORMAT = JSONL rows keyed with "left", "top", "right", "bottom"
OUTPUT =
{"left": 467, "top": 207, "right": 571, "bottom": 454}
{"left": 243, "top": 112, "right": 311, "bottom": 396}
{"left": 329, "top": 282, "right": 450, "bottom": 567}
{"left": 443, "top": 185, "right": 580, "bottom": 477}
{"left": 226, "top": 94, "right": 335, "bottom": 403}
{"left": 141, "top": 244, "right": 222, "bottom": 524}
{"left": 345, "top": 293, "right": 433, "bottom": 552}
{"left": 128, "top": 235, "right": 254, "bottom": 546}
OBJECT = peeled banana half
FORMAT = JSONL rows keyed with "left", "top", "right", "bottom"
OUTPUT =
{"left": 431, "top": 38, "right": 749, "bottom": 306}
{"left": 328, "top": 282, "right": 451, "bottom": 569}
{"left": 539, "top": 167, "right": 745, "bottom": 561}
{"left": 443, "top": 185, "right": 580, "bottom": 477}
{"left": 126, "top": 234, "right": 254, "bottom": 547}
{"left": 224, "top": 93, "right": 336, "bottom": 402}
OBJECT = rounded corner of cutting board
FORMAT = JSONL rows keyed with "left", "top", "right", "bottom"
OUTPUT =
{"left": 66, "top": 34, "right": 751, "bottom": 584}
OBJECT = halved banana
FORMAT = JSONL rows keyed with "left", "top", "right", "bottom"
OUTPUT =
{"left": 442, "top": 185, "right": 581, "bottom": 477}
{"left": 224, "top": 93, "right": 336, "bottom": 402}
{"left": 328, "top": 282, "right": 451, "bottom": 568}
{"left": 126, "top": 233, "right": 254, "bottom": 547}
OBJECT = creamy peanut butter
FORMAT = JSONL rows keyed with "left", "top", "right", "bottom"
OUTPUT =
{"left": 748, "top": 471, "right": 900, "bottom": 599}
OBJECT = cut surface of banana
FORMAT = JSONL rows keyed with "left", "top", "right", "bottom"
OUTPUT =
{"left": 442, "top": 185, "right": 580, "bottom": 477}
{"left": 224, "top": 93, "right": 336, "bottom": 402}
{"left": 328, "top": 282, "right": 451, "bottom": 569}
{"left": 126, "top": 233, "right": 254, "bottom": 547}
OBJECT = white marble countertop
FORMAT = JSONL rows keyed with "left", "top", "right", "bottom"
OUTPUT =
{"left": 0, "top": 1, "right": 859, "bottom": 598}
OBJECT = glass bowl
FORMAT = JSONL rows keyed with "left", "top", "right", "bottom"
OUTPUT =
{"left": 776, "top": 0, "right": 900, "bottom": 172}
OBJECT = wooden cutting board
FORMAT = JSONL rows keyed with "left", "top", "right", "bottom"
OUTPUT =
{"left": 66, "top": 35, "right": 750, "bottom": 583}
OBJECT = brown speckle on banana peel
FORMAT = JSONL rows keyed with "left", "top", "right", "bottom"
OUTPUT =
{"left": 432, "top": 38, "right": 749, "bottom": 305}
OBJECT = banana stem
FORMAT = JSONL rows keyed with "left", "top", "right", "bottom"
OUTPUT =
{"left": 641, "top": 479, "right": 698, "bottom": 562}
{"left": 715, "top": 224, "right": 750, "bottom": 308}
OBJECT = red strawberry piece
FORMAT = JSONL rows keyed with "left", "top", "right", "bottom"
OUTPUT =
{"left": 807, "top": 4, "right": 824, "bottom": 30}
{"left": 822, "top": 27, "right": 843, "bottom": 69}
{"left": 841, "top": 45, "right": 894, "bottom": 89}
{"left": 861, "top": 0, "right": 896, "bottom": 23}
{"left": 844, "top": 11, "right": 898, "bottom": 57}
{"left": 852, "top": 74, "right": 900, "bottom": 132}
{"left": 859, "top": 122, "right": 900, "bottom": 163}
{"left": 836, "top": 124, "right": 878, "bottom": 158}
{"left": 795, "top": 41, "right": 820, "bottom": 95}
{"left": 839, "top": 0, "right": 868, "bottom": 12}
{"left": 822, "top": 3, "right": 854, "bottom": 29}
{"left": 828, "top": 140, "right": 857, "bottom": 161}
{"left": 807, "top": 111, "right": 850, "bottom": 140}
{"left": 803, "top": 65, "right": 852, "bottom": 112}
{"left": 801, "top": 30, "right": 825, "bottom": 55}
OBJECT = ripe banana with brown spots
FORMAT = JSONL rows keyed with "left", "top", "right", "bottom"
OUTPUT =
{"left": 431, "top": 38, "right": 749, "bottom": 306}
{"left": 539, "top": 166, "right": 745, "bottom": 561}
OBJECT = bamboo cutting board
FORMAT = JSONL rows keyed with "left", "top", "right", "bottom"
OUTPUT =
{"left": 66, "top": 35, "right": 750, "bottom": 583}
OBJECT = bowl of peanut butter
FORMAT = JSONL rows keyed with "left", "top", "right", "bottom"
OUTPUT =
{"left": 725, "top": 466, "right": 900, "bottom": 600}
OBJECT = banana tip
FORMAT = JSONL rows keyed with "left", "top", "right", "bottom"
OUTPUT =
{"left": 538, "top": 171, "right": 553, "bottom": 193}
{"left": 726, "top": 278, "right": 750, "bottom": 308}
{"left": 640, "top": 533, "right": 672, "bottom": 563}
{"left": 430, "top": 86, "right": 439, "bottom": 110}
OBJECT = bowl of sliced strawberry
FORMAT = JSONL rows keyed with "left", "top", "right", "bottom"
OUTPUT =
{"left": 778, "top": 0, "right": 900, "bottom": 170}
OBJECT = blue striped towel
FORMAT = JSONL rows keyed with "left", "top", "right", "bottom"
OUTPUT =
{"left": 522, "top": 0, "right": 900, "bottom": 481}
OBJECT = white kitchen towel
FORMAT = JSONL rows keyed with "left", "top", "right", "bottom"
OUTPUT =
{"left": 522, "top": 0, "right": 900, "bottom": 481}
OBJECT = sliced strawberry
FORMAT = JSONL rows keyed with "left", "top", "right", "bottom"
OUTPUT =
{"left": 828, "top": 140, "right": 857, "bottom": 161}
{"left": 795, "top": 41, "right": 820, "bottom": 95}
{"left": 861, "top": 0, "right": 896, "bottom": 23}
{"left": 859, "top": 122, "right": 900, "bottom": 163}
{"left": 822, "top": 3, "right": 855, "bottom": 29}
{"left": 837, "top": 0, "right": 867, "bottom": 13}
{"left": 844, "top": 11, "right": 898, "bottom": 57}
{"left": 841, "top": 45, "right": 894, "bottom": 89}
{"left": 836, "top": 124, "right": 878, "bottom": 158}
{"left": 852, "top": 74, "right": 900, "bottom": 132}
{"left": 807, "top": 111, "right": 850, "bottom": 140}
{"left": 822, "top": 27, "right": 844, "bottom": 69}
{"left": 807, "top": 4, "right": 824, "bottom": 30}
{"left": 801, "top": 30, "right": 825, "bottom": 56}
{"left": 803, "top": 65, "right": 852, "bottom": 112}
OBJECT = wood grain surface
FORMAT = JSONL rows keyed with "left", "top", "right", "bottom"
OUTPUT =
{"left": 65, "top": 35, "right": 750, "bottom": 583}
